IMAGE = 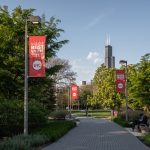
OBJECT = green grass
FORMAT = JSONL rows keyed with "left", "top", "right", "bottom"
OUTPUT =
{"left": 143, "top": 133, "right": 150, "bottom": 145}
{"left": 72, "top": 110, "right": 111, "bottom": 118}
{"left": 89, "top": 111, "right": 111, "bottom": 118}
{"left": 34, "top": 120, "right": 76, "bottom": 142}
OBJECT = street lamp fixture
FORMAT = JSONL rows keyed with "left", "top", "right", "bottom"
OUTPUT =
{"left": 28, "top": 16, "right": 41, "bottom": 24}
{"left": 24, "top": 15, "right": 41, "bottom": 135}
{"left": 119, "top": 60, "right": 127, "bottom": 65}
{"left": 119, "top": 60, "right": 128, "bottom": 121}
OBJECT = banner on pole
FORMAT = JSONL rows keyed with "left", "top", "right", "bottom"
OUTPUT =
{"left": 29, "top": 36, "right": 46, "bottom": 77}
{"left": 116, "top": 70, "right": 125, "bottom": 80}
{"left": 71, "top": 84, "right": 78, "bottom": 100}
{"left": 116, "top": 80, "right": 125, "bottom": 93}
{"left": 116, "top": 70, "right": 125, "bottom": 93}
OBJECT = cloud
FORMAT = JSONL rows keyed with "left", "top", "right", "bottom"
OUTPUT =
{"left": 87, "top": 51, "right": 102, "bottom": 64}
{"left": 85, "top": 14, "right": 106, "bottom": 30}
{"left": 70, "top": 59, "right": 98, "bottom": 85}
{"left": 85, "top": 9, "right": 115, "bottom": 30}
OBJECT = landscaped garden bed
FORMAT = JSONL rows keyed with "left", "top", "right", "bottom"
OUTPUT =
{"left": 0, "top": 120, "right": 76, "bottom": 150}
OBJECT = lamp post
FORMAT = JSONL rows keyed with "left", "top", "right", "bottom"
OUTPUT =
{"left": 24, "top": 16, "right": 41, "bottom": 134}
{"left": 119, "top": 60, "right": 128, "bottom": 121}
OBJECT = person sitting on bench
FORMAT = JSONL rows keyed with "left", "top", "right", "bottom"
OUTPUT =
{"left": 132, "top": 113, "right": 148, "bottom": 131}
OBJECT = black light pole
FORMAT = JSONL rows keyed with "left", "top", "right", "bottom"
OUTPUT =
{"left": 119, "top": 60, "right": 128, "bottom": 121}
{"left": 24, "top": 16, "right": 41, "bottom": 134}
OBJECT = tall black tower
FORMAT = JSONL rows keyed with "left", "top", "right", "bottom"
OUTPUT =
{"left": 104, "top": 36, "right": 115, "bottom": 68}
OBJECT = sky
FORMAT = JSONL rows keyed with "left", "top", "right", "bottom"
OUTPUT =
{"left": 1, "top": 0, "right": 150, "bottom": 85}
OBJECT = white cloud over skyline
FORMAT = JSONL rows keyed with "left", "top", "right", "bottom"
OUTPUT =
{"left": 87, "top": 51, "right": 102, "bottom": 64}
{"left": 70, "top": 58, "right": 98, "bottom": 85}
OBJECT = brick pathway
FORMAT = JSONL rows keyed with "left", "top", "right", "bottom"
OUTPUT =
{"left": 42, "top": 118, "right": 150, "bottom": 150}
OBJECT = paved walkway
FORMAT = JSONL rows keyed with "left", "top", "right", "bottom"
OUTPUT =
{"left": 42, "top": 118, "right": 150, "bottom": 150}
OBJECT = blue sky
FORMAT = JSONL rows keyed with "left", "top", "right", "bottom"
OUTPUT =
{"left": 1, "top": 0, "right": 150, "bottom": 84}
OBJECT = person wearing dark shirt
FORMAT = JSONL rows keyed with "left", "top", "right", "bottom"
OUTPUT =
{"left": 132, "top": 113, "right": 148, "bottom": 131}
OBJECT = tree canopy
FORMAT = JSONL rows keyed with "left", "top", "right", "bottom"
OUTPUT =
{"left": 128, "top": 53, "right": 150, "bottom": 110}
{"left": 91, "top": 64, "right": 123, "bottom": 110}
{"left": 0, "top": 6, "right": 74, "bottom": 111}
{"left": 90, "top": 53, "right": 150, "bottom": 112}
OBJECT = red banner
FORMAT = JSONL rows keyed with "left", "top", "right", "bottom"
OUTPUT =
{"left": 29, "top": 36, "right": 46, "bottom": 77}
{"left": 116, "top": 70, "right": 125, "bottom": 80}
{"left": 116, "top": 70, "right": 125, "bottom": 93}
{"left": 116, "top": 80, "right": 125, "bottom": 93}
{"left": 71, "top": 84, "right": 78, "bottom": 100}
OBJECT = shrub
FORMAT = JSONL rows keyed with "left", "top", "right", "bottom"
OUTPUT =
{"left": 113, "top": 117, "right": 131, "bottom": 127}
{"left": 50, "top": 111, "right": 67, "bottom": 120}
{"left": 0, "top": 99, "right": 47, "bottom": 137}
{"left": 119, "top": 109, "right": 143, "bottom": 121}
{"left": 0, "top": 100, "right": 23, "bottom": 137}
{"left": 143, "top": 133, "right": 150, "bottom": 145}
{"left": 28, "top": 101, "right": 48, "bottom": 130}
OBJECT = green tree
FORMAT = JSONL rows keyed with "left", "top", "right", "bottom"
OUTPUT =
{"left": 79, "top": 84, "right": 93, "bottom": 110}
{"left": 92, "top": 64, "right": 123, "bottom": 110}
{"left": 127, "top": 64, "right": 141, "bottom": 109}
{"left": 128, "top": 53, "right": 150, "bottom": 111}
{"left": 0, "top": 6, "right": 70, "bottom": 135}
{"left": 0, "top": 6, "right": 68, "bottom": 109}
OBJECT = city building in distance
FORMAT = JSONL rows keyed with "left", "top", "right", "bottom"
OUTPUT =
{"left": 104, "top": 35, "right": 115, "bottom": 68}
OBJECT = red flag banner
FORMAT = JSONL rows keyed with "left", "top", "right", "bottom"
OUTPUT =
{"left": 116, "top": 70, "right": 125, "bottom": 80}
{"left": 29, "top": 36, "right": 46, "bottom": 77}
{"left": 71, "top": 84, "right": 78, "bottom": 100}
{"left": 116, "top": 70, "right": 125, "bottom": 93}
{"left": 116, "top": 80, "right": 125, "bottom": 93}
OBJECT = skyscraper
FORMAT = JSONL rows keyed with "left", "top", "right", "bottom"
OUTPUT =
{"left": 104, "top": 36, "right": 115, "bottom": 68}
{"left": 111, "top": 56, "right": 115, "bottom": 68}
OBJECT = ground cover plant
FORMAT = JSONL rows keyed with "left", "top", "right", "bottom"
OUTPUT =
{"left": 0, "top": 120, "right": 76, "bottom": 150}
